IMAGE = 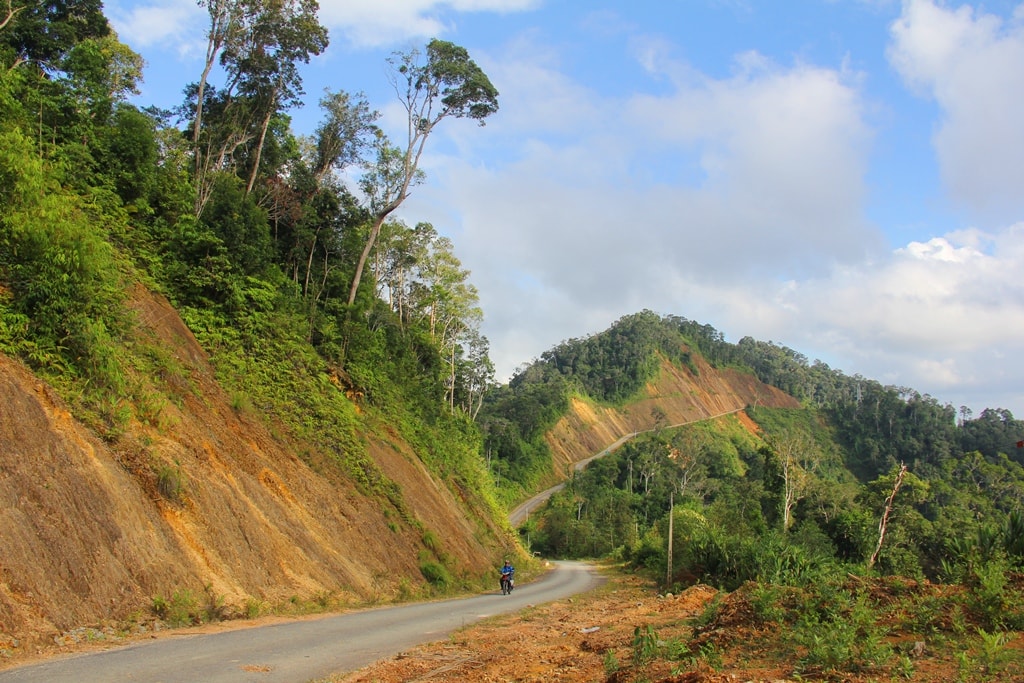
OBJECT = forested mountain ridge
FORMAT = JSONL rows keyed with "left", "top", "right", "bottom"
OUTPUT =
{"left": 540, "top": 351, "right": 800, "bottom": 486}
{"left": 490, "top": 311, "right": 1024, "bottom": 601}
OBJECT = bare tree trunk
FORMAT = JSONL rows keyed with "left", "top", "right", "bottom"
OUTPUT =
{"left": 666, "top": 492, "right": 674, "bottom": 589}
{"left": 303, "top": 229, "right": 318, "bottom": 297}
{"left": 246, "top": 104, "right": 275, "bottom": 194}
{"left": 868, "top": 463, "right": 907, "bottom": 569}
{"left": 347, "top": 214, "right": 386, "bottom": 305}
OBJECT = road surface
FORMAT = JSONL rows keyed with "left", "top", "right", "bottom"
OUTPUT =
{"left": 0, "top": 562, "right": 602, "bottom": 683}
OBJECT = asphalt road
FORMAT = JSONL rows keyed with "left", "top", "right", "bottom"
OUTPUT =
{"left": 0, "top": 561, "right": 602, "bottom": 683}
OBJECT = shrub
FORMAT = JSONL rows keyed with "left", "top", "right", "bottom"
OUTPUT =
{"left": 791, "top": 587, "right": 892, "bottom": 676}
{"left": 419, "top": 561, "right": 451, "bottom": 588}
{"left": 152, "top": 590, "right": 201, "bottom": 627}
{"left": 156, "top": 463, "right": 185, "bottom": 503}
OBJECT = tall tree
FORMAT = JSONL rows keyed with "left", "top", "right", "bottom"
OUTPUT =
{"left": 346, "top": 38, "right": 498, "bottom": 306}
{"left": 1, "top": 0, "right": 108, "bottom": 71}
{"left": 226, "top": 0, "right": 327, "bottom": 194}
{"left": 192, "top": 0, "right": 246, "bottom": 184}
{"left": 767, "top": 429, "right": 822, "bottom": 531}
{"left": 190, "top": 0, "right": 326, "bottom": 214}
{"left": 310, "top": 88, "right": 377, "bottom": 186}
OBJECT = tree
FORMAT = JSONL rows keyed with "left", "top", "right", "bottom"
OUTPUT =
{"left": 346, "top": 38, "right": 498, "bottom": 306}
{"left": 767, "top": 429, "right": 822, "bottom": 531}
{"left": 189, "top": 0, "right": 327, "bottom": 214}
{"left": 868, "top": 463, "right": 907, "bottom": 569}
{"left": 226, "top": 0, "right": 327, "bottom": 194}
{"left": 1, "top": 0, "right": 23, "bottom": 34}
{"left": 310, "top": 89, "right": 377, "bottom": 186}
{"left": 60, "top": 34, "right": 144, "bottom": 123}
{"left": 458, "top": 329, "right": 494, "bottom": 419}
{"left": 1, "top": 0, "right": 109, "bottom": 71}
{"left": 192, "top": 0, "right": 246, "bottom": 176}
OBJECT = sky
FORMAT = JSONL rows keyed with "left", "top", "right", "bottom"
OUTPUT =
{"left": 103, "top": 0, "right": 1024, "bottom": 418}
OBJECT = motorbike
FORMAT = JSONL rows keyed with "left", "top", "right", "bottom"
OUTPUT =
{"left": 500, "top": 572, "right": 514, "bottom": 595}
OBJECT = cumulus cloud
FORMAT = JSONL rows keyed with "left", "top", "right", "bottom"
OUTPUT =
{"left": 317, "top": 0, "right": 539, "bottom": 47}
{"left": 888, "top": 0, "right": 1024, "bottom": 222}
{"left": 400, "top": 36, "right": 881, "bottom": 373}
{"left": 106, "top": 0, "right": 203, "bottom": 51}
{"left": 110, "top": 0, "right": 539, "bottom": 57}
{"left": 763, "top": 222, "right": 1024, "bottom": 410}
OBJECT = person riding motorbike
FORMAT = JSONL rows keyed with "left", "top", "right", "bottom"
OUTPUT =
{"left": 499, "top": 560, "right": 515, "bottom": 594}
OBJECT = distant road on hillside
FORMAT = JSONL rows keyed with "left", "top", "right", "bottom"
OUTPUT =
{"left": 508, "top": 408, "right": 743, "bottom": 526}
{"left": 0, "top": 562, "right": 602, "bottom": 683}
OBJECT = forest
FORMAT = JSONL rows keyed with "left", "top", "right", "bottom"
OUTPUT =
{"left": 487, "top": 311, "right": 1024, "bottom": 599}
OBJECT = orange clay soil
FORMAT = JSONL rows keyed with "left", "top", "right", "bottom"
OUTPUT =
{"left": 333, "top": 567, "right": 1024, "bottom": 683}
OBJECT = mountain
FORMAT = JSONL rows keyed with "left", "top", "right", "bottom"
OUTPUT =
{"left": 543, "top": 351, "right": 800, "bottom": 480}
{"left": 2, "top": 10, "right": 1022, "bottom": 659}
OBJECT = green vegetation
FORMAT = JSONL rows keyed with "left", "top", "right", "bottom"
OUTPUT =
{"left": 490, "top": 313, "right": 1024, "bottom": 679}
{"left": 151, "top": 585, "right": 227, "bottom": 627}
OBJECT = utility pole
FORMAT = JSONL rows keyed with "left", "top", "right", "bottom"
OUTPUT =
{"left": 666, "top": 491, "right": 674, "bottom": 589}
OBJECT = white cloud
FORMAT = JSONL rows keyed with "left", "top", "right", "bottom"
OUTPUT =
{"left": 110, "top": 0, "right": 539, "bottom": 58}
{"left": 888, "top": 0, "right": 1024, "bottom": 222}
{"left": 317, "top": 0, "right": 539, "bottom": 48}
{"left": 397, "top": 22, "right": 1024, "bottom": 416}
{"left": 761, "top": 222, "right": 1024, "bottom": 411}
{"left": 399, "top": 39, "right": 882, "bottom": 373}
{"left": 107, "top": 0, "right": 203, "bottom": 51}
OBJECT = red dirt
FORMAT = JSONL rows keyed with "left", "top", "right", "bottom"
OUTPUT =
{"left": 335, "top": 569, "right": 1024, "bottom": 683}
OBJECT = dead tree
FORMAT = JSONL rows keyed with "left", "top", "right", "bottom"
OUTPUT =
{"left": 868, "top": 462, "right": 908, "bottom": 569}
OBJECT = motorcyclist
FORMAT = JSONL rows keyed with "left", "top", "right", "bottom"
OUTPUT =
{"left": 499, "top": 560, "right": 515, "bottom": 593}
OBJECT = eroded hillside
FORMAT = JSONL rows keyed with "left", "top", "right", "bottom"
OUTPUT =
{"left": 0, "top": 289, "right": 510, "bottom": 654}
{"left": 543, "top": 350, "right": 800, "bottom": 479}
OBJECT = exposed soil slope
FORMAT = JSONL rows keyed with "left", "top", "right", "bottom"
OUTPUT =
{"left": 543, "top": 351, "right": 800, "bottom": 483}
{"left": 0, "top": 289, "right": 507, "bottom": 658}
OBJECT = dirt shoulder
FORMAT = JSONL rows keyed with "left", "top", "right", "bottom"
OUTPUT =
{"left": 331, "top": 568, "right": 742, "bottom": 683}
{"left": 329, "top": 566, "right": 1022, "bottom": 683}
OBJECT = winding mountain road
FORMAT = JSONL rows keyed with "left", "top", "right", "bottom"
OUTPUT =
{"left": 509, "top": 408, "right": 743, "bottom": 526}
{"left": 0, "top": 561, "right": 602, "bottom": 683}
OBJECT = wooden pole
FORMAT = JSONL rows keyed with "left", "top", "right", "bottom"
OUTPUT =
{"left": 666, "top": 491, "right": 674, "bottom": 589}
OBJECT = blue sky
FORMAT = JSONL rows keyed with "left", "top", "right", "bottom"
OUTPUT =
{"left": 104, "top": 0, "right": 1024, "bottom": 418}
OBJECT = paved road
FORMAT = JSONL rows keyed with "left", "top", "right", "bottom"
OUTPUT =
{"left": 0, "top": 562, "right": 602, "bottom": 683}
